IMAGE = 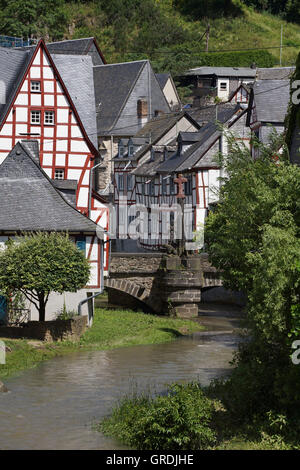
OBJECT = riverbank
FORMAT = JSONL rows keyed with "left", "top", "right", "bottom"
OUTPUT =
{"left": 0, "top": 308, "right": 204, "bottom": 379}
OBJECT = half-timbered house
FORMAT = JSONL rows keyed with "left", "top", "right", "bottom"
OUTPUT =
{"left": 0, "top": 142, "right": 104, "bottom": 321}
{"left": 131, "top": 103, "right": 250, "bottom": 250}
{"left": 0, "top": 39, "right": 109, "bottom": 273}
{"left": 112, "top": 111, "right": 200, "bottom": 250}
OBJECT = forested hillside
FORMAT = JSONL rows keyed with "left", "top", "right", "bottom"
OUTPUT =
{"left": 0, "top": 0, "right": 300, "bottom": 74}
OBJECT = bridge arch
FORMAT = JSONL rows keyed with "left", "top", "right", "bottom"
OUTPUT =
{"left": 104, "top": 278, "right": 157, "bottom": 312}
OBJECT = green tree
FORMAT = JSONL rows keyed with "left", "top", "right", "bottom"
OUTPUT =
{"left": 205, "top": 131, "right": 300, "bottom": 346}
{"left": 0, "top": 233, "right": 90, "bottom": 322}
{"left": 0, "top": 0, "right": 68, "bottom": 40}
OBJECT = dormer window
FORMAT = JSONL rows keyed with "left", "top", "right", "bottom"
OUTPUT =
{"left": 128, "top": 142, "right": 134, "bottom": 157}
{"left": 118, "top": 142, "right": 125, "bottom": 158}
{"left": 31, "top": 81, "right": 41, "bottom": 93}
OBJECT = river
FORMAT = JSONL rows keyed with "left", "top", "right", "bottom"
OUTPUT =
{"left": 0, "top": 304, "right": 242, "bottom": 450}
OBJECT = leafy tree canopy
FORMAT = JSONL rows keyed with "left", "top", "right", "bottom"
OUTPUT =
{"left": 205, "top": 131, "right": 300, "bottom": 345}
{"left": 0, "top": 232, "right": 90, "bottom": 321}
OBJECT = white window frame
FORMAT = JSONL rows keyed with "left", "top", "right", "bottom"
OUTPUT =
{"left": 219, "top": 82, "right": 228, "bottom": 91}
{"left": 30, "top": 110, "right": 41, "bottom": 125}
{"left": 30, "top": 80, "right": 41, "bottom": 93}
{"left": 54, "top": 168, "right": 65, "bottom": 180}
{"left": 44, "top": 110, "right": 55, "bottom": 125}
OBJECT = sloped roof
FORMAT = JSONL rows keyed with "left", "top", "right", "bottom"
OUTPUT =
{"left": 20, "top": 140, "right": 40, "bottom": 163}
{"left": 0, "top": 42, "right": 98, "bottom": 151}
{"left": 252, "top": 80, "right": 290, "bottom": 123}
{"left": 21, "top": 37, "right": 106, "bottom": 66}
{"left": 186, "top": 66, "right": 256, "bottom": 78}
{"left": 0, "top": 46, "right": 34, "bottom": 126}
{"left": 155, "top": 73, "right": 170, "bottom": 89}
{"left": 187, "top": 101, "right": 236, "bottom": 127}
{"left": 127, "top": 111, "right": 200, "bottom": 162}
{"left": 132, "top": 148, "right": 176, "bottom": 177}
{"left": 157, "top": 105, "right": 241, "bottom": 173}
{"left": 93, "top": 60, "right": 147, "bottom": 134}
{"left": 52, "top": 54, "right": 98, "bottom": 147}
{"left": 257, "top": 67, "right": 295, "bottom": 80}
{"left": 0, "top": 142, "right": 98, "bottom": 233}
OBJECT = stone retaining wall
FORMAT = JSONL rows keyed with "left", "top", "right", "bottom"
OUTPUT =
{"left": 0, "top": 316, "right": 87, "bottom": 342}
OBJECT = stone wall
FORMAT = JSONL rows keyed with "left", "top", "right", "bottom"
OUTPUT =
{"left": 0, "top": 316, "right": 87, "bottom": 342}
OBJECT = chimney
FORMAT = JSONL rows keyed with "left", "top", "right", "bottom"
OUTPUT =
{"left": 137, "top": 99, "right": 148, "bottom": 118}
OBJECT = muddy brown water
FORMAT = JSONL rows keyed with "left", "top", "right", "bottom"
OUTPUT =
{"left": 0, "top": 304, "right": 243, "bottom": 450}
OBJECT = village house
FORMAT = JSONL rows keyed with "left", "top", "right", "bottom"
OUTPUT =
{"left": 93, "top": 60, "right": 171, "bottom": 194}
{"left": 0, "top": 141, "right": 104, "bottom": 322}
{"left": 129, "top": 103, "right": 250, "bottom": 250}
{"left": 112, "top": 110, "right": 200, "bottom": 251}
{"left": 246, "top": 67, "right": 295, "bottom": 157}
{"left": 178, "top": 65, "right": 256, "bottom": 107}
{"left": 0, "top": 39, "right": 110, "bottom": 273}
{"left": 155, "top": 73, "right": 181, "bottom": 110}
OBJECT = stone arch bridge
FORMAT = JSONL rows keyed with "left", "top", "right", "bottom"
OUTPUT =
{"left": 104, "top": 253, "right": 223, "bottom": 317}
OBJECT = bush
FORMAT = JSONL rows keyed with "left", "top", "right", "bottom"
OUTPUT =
{"left": 100, "top": 383, "right": 216, "bottom": 450}
{"left": 208, "top": 336, "right": 300, "bottom": 423}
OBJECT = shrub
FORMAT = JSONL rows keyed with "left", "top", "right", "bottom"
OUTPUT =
{"left": 100, "top": 383, "right": 216, "bottom": 450}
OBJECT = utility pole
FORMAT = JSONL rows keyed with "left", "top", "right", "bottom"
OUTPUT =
{"left": 205, "top": 23, "right": 210, "bottom": 52}
{"left": 280, "top": 25, "right": 283, "bottom": 67}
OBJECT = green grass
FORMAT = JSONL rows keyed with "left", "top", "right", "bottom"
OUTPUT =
{"left": 65, "top": 1, "right": 300, "bottom": 67}
{"left": 0, "top": 308, "right": 203, "bottom": 379}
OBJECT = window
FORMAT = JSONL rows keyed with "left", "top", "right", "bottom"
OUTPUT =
{"left": 31, "top": 110, "right": 41, "bottom": 125}
{"left": 184, "top": 175, "right": 192, "bottom": 196}
{"left": 44, "top": 110, "right": 55, "bottom": 125}
{"left": 118, "top": 143, "right": 125, "bottom": 158}
{"left": 76, "top": 237, "right": 86, "bottom": 254}
{"left": 170, "top": 177, "right": 175, "bottom": 195}
{"left": 220, "top": 82, "right": 228, "bottom": 90}
{"left": 149, "top": 180, "right": 155, "bottom": 196}
{"left": 127, "top": 174, "right": 133, "bottom": 191}
{"left": 162, "top": 177, "right": 167, "bottom": 195}
{"left": 128, "top": 145, "right": 134, "bottom": 157}
{"left": 118, "top": 174, "right": 124, "bottom": 191}
{"left": 54, "top": 168, "right": 65, "bottom": 180}
{"left": 30, "top": 81, "right": 41, "bottom": 92}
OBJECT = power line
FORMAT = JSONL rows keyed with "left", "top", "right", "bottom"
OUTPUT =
{"left": 18, "top": 43, "right": 300, "bottom": 56}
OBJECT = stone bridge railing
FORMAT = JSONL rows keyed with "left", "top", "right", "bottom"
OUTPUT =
{"left": 104, "top": 253, "right": 222, "bottom": 317}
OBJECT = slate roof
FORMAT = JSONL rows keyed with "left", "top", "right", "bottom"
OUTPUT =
{"left": 0, "top": 44, "right": 98, "bottom": 149}
{"left": 0, "top": 142, "right": 98, "bottom": 233}
{"left": 21, "top": 37, "right": 106, "bottom": 66}
{"left": 20, "top": 140, "right": 40, "bottom": 163}
{"left": 132, "top": 148, "right": 176, "bottom": 177}
{"left": 257, "top": 67, "right": 295, "bottom": 80}
{"left": 93, "top": 60, "right": 147, "bottom": 134}
{"left": 52, "top": 54, "right": 98, "bottom": 147}
{"left": 94, "top": 60, "right": 171, "bottom": 136}
{"left": 43, "top": 38, "right": 105, "bottom": 65}
{"left": 0, "top": 46, "right": 34, "bottom": 127}
{"left": 155, "top": 73, "right": 170, "bottom": 89}
{"left": 157, "top": 105, "right": 242, "bottom": 173}
{"left": 125, "top": 111, "right": 200, "bottom": 162}
{"left": 187, "top": 102, "right": 235, "bottom": 126}
{"left": 185, "top": 66, "right": 256, "bottom": 78}
{"left": 252, "top": 80, "right": 290, "bottom": 123}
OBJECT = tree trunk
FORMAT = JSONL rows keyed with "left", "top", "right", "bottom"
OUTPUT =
{"left": 38, "top": 292, "right": 46, "bottom": 322}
